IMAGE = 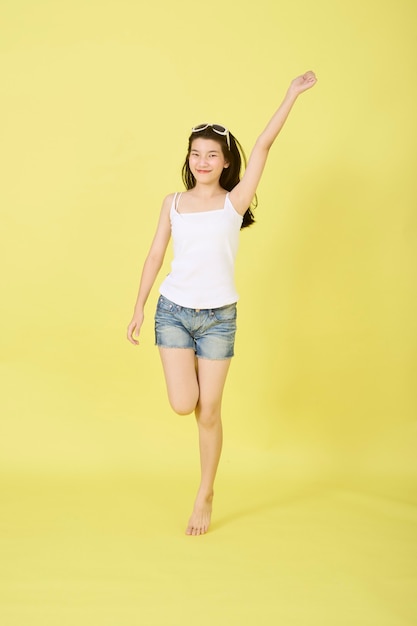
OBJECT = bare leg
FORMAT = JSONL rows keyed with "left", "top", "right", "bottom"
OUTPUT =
{"left": 186, "top": 357, "right": 231, "bottom": 536}
{"left": 158, "top": 347, "right": 199, "bottom": 415}
{"left": 158, "top": 348, "right": 231, "bottom": 535}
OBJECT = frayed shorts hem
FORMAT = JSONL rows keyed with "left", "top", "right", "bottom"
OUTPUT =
{"left": 155, "top": 343, "right": 234, "bottom": 360}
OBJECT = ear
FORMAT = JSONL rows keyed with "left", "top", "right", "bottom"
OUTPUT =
{"left": 223, "top": 161, "right": 230, "bottom": 169}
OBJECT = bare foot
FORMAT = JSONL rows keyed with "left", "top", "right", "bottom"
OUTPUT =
{"left": 185, "top": 492, "right": 213, "bottom": 536}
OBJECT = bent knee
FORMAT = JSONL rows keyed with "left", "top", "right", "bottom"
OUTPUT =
{"left": 169, "top": 395, "right": 198, "bottom": 416}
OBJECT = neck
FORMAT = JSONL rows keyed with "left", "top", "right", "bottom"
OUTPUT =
{"left": 191, "top": 182, "right": 224, "bottom": 199}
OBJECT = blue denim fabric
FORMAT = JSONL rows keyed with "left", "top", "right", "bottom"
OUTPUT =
{"left": 154, "top": 295, "right": 237, "bottom": 360}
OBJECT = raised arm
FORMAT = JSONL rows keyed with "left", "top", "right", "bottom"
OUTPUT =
{"left": 127, "top": 194, "right": 172, "bottom": 345}
{"left": 229, "top": 71, "right": 317, "bottom": 215}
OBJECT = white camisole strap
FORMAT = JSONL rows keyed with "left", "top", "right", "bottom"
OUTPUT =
{"left": 174, "top": 192, "right": 183, "bottom": 213}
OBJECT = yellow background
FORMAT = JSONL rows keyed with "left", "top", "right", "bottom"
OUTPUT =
{"left": 1, "top": 0, "right": 416, "bottom": 624}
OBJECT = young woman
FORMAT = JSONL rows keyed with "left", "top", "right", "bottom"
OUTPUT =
{"left": 127, "top": 71, "right": 317, "bottom": 536}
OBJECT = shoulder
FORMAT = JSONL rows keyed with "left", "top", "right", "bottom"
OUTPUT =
{"left": 162, "top": 192, "right": 176, "bottom": 206}
{"left": 160, "top": 193, "right": 178, "bottom": 215}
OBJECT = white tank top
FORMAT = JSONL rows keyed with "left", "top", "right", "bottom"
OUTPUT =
{"left": 159, "top": 192, "right": 243, "bottom": 309}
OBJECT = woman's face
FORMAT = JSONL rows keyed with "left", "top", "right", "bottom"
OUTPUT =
{"left": 188, "top": 138, "right": 229, "bottom": 185}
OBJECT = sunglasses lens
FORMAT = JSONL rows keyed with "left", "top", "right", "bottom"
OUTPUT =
{"left": 212, "top": 124, "right": 227, "bottom": 134}
{"left": 192, "top": 124, "right": 208, "bottom": 132}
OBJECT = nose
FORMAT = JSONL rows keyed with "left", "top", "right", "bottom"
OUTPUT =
{"left": 197, "top": 155, "right": 208, "bottom": 167}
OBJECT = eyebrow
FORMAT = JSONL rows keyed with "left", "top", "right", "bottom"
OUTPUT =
{"left": 190, "top": 148, "right": 220, "bottom": 154}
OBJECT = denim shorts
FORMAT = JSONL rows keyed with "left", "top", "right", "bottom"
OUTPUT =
{"left": 154, "top": 295, "right": 237, "bottom": 360}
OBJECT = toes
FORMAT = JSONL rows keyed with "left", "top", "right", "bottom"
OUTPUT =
{"left": 186, "top": 507, "right": 211, "bottom": 536}
{"left": 186, "top": 524, "right": 204, "bottom": 536}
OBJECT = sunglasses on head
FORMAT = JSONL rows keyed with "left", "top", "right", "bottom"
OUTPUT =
{"left": 191, "top": 123, "right": 230, "bottom": 149}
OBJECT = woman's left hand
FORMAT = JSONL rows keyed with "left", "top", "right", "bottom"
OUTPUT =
{"left": 289, "top": 71, "right": 317, "bottom": 96}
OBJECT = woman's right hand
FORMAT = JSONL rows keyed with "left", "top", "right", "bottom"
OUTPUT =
{"left": 127, "top": 311, "right": 144, "bottom": 345}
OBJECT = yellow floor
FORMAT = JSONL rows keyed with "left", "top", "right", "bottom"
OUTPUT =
{"left": 1, "top": 469, "right": 416, "bottom": 626}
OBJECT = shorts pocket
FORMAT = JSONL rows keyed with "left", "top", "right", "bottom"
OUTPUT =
{"left": 212, "top": 303, "right": 237, "bottom": 322}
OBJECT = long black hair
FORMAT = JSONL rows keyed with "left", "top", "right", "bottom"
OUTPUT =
{"left": 181, "top": 126, "right": 256, "bottom": 229}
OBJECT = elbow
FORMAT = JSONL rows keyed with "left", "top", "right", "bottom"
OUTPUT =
{"left": 255, "top": 135, "right": 272, "bottom": 153}
{"left": 146, "top": 251, "right": 164, "bottom": 271}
